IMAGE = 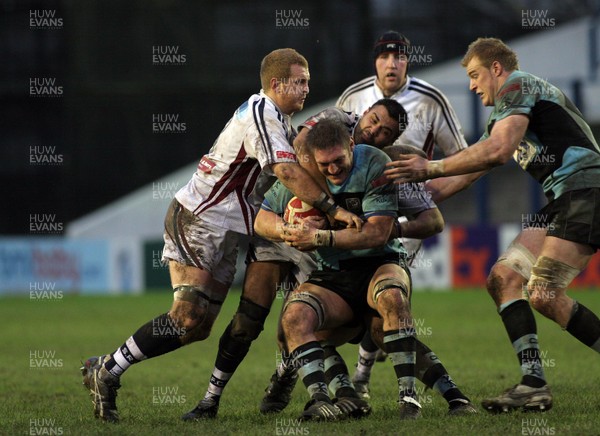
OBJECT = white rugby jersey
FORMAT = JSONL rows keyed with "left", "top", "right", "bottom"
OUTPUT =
{"left": 175, "top": 90, "right": 298, "bottom": 235}
{"left": 336, "top": 75, "right": 467, "bottom": 158}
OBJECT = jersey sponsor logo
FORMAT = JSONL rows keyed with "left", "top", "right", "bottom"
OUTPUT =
{"left": 198, "top": 156, "right": 216, "bottom": 173}
{"left": 276, "top": 150, "right": 297, "bottom": 161}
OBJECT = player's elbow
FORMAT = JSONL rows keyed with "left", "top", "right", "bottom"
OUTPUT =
{"left": 272, "top": 162, "right": 303, "bottom": 186}
{"left": 253, "top": 220, "right": 265, "bottom": 238}
{"left": 272, "top": 162, "right": 296, "bottom": 184}
{"left": 414, "top": 208, "right": 444, "bottom": 239}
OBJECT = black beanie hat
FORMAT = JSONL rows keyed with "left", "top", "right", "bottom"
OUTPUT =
{"left": 373, "top": 31, "right": 411, "bottom": 59}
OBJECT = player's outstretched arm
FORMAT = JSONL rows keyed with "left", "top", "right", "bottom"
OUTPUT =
{"left": 272, "top": 162, "right": 362, "bottom": 231}
{"left": 425, "top": 171, "right": 487, "bottom": 203}
{"left": 384, "top": 114, "right": 529, "bottom": 183}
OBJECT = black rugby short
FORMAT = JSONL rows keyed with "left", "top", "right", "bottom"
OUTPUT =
{"left": 305, "top": 254, "right": 410, "bottom": 320}
{"left": 535, "top": 188, "right": 600, "bottom": 251}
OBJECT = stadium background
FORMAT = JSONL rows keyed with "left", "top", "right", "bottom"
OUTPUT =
{"left": 2, "top": 0, "right": 600, "bottom": 293}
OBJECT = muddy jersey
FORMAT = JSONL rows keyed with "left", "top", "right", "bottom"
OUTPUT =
{"left": 175, "top": 90, "right": 298, "bottom": 234}
{"left": 262, "top": 144, "right": 405, "bottom": 270}
{"left": 479, "top": 71, "right": 600, "bottom": 201}
{"left": 337, "top": 75, "right": 467, "bottom": 158}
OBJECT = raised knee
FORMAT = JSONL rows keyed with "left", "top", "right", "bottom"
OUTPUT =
{"left": 181, "top": 323, "right": 212, "bottom": 344}
{"left": 486, "top": 263, "right": 528, "bottom": 305}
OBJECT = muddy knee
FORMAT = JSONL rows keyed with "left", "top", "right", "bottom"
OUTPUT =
{"left": 372, "top": 277, "right": 410, "bottom": 322}
{"left": 282, "top": 292, "right": 324, "bottom": 336}
{"left": 486, "top": 267, "right": 508, "bottom": 304}
{"left": 170, "top": 285, "right": 210, "bottom": 331}
{"left": 488, "top": 241, "right": 536, "bottom": 305}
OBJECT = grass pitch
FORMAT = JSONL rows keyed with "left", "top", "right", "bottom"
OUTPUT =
{"left": 2, "top": 289, "right": 600, "bottom": 435}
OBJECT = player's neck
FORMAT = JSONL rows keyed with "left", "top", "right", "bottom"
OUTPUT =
{"left": 376, "top": 77, "right": 407, "bottom": 98}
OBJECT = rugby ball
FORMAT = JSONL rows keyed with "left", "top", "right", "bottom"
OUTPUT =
{"left": 284, "top": 197, "right": 324, "bottom": 223}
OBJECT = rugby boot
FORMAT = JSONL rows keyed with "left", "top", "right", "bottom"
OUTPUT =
{"left": 260, "top": 371, "right": 298, "bottom": 414}
{"left": 481, "top": 384, "right": 552, "bottom": 413}
{"left": 81, "top": 355, "right": 120, "bottom": 423}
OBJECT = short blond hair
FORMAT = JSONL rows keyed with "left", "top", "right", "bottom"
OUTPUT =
{"left": 260, "top": 48, "right": 308, "bottom": 90}
{"left": 461, "top": 37, "right": 519, "bottom": 71}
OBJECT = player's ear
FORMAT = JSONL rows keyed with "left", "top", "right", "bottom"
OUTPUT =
{"left": 269, "top": 77, "right": 281, "bottom": 93}
{"left": 348, "top": 136, "right": 355, "bottom": 151}
{"left": 491, "top": 60, "right": 503, "bottom": 77}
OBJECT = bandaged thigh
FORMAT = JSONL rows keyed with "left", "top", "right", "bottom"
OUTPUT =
{"left": 496, "top": 241, "right": 537, "bottom": 280}
{"left": 529, "top": 256, "right": 580, "bottom": 291}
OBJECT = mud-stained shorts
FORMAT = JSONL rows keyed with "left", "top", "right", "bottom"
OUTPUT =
{"left": 535, "top": 188, "right": 600, "bottom": 251}
{"left": 245, "top": 236, "right": 318, "bottom": 286}
{"left": 162, "top": 199, "right": 239, "bottom": 286}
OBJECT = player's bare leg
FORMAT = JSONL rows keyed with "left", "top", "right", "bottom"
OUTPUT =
{"left": 482, "top": 228, "right": 550, "bottom": 413}
{"left": 483, "top": 231, "right": 599, "bottom": 413}
{"left": 367, "top": 316, "right": 476, "bottom": 416}
{"left": 82, "top": 262, "right": 227, "bottom": 422}
{"left": 282, "top": 285, "right": 352, "bottom": 421}
{"left": 183, "top": 261, "right": 288, "bottom": 420}
{"left": 367, "top": 263, "right": 420, "bottom": 419}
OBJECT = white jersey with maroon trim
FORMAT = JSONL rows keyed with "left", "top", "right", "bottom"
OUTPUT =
{"left": 175, "top": 90, "right": 298, "bottom": 235}
{"left": 336, "top": 75, "right": 467, "bottom": 158}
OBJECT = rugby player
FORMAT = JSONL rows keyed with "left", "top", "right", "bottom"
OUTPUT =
{"left": 386, "top": 37, "right": 600, "bottom": 413}
{"left": 256, "top": 118, "right": 448, "bottom": 420}
{"left": 337, "top": 30, "right": 479, "bottom": 398}
{"left": 80, "top": 48, "right": 361, "bottom": 423}
{"left": 182, "top": 99, "right": 441, "bottom": 419}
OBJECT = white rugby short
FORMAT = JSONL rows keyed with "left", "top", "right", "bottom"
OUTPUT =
{"left": 162, "top": 200, "right": 239, "bottom": 286}
{"left": 246, "top": 236, "right": 317, "bottom": 286}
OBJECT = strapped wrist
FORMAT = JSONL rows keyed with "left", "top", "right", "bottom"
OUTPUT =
{"left": 313, "top": 229, "right": 335, "bottom": 247}
{"left": 428, "top": 160, "right": 445, "bottom": 178}
{"left": 313, "top": 192, "right": 338, "bottom": 215}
